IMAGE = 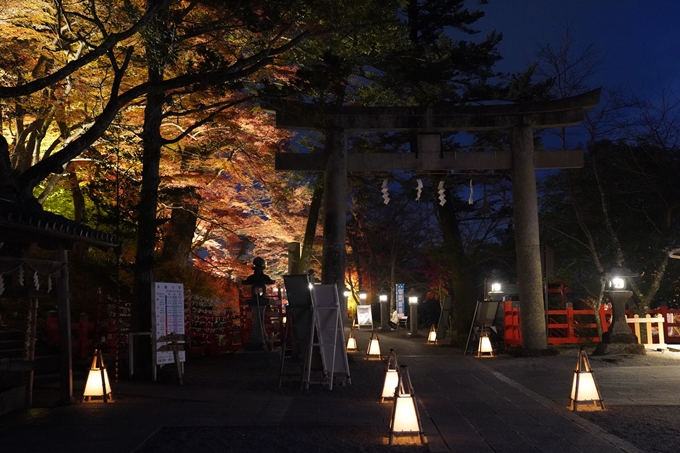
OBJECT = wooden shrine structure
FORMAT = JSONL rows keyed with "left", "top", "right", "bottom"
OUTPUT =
{"left": 271, "top": 89, "right": 601, "bottom": 350}
{"left": 0, "top": 196, "right": 120, "bottom": 404}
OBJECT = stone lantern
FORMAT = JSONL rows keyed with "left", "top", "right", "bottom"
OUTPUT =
{"left": 595, "top": 266, "right": 645, "bottom": 355}
{"left": 242, "top": 257, "right": 275, "bottom": 351}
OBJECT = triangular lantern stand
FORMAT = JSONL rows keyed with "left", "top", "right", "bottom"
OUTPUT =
{"left": 476, "top": 325, "right": 495, "bottom": 358}
{"left": 82, "top": 349, "right": 113, "bottom": 403}
{"left": 426, "top": 325, "right": 437, "bottom": 344}
{"left": 569, "top": 347, "right": 605, "bottom": 411}
{"left": 389, "top": 365, "right": 425, "bottom": 445}
{"left": 346, "top": 328, "right": 358, "bottom": 352}
{"left": 365, "top": 330, "right": 382, "bottom": 360}
{"left": 381, "top": 349, "right": 399, "bottom": 402}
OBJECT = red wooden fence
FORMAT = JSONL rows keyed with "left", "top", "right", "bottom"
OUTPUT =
{"left": 503, "top": 301, "right": 680, "bottom": 347}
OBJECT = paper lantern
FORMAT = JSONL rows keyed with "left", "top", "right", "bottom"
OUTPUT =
{"left": 381, "top": 349, "right": 399, "bottom": 402}
{"left": 569, "top": 348, "right": 605, "bottom": 411}
{"left": 365, "top": 331, "right": 381, "bottom": 360}
{"left": 476, "top": 325, "right": 494, "bottom": 358}
{"left": 389, "top": 365, "right": 424, "bottom": 445}
{"left": 427, "top": 325, "right": 437, "bottom": 344}
{"left": 82, "top": 349, "right": 113, "bottom": 403}
{"left": 346, "top": 329, "right": 358, "bottom": 352}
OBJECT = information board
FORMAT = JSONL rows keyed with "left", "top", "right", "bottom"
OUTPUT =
{"left": 152, "top": 282, "right": 185, "bottom": 365}
{"left": 356, "top": 305, "right": 373, "bottom": 329}
{"left": 309, "top": 284, "right": 350, "bottom": 385}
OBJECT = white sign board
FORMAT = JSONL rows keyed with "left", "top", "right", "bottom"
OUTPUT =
{"left": 356, "top": 305, "right": 373, "bottom": 329}
{"left": 152, "top": 282, "right": 185, "bottom": 365}
{"left": 309, "top": 284, "right": 350, "bottom": 386}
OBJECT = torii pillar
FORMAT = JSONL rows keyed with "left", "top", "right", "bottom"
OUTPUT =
{"left": 322, "top": 126, "right": 348, "bottom": 300}
{"left": 271, "top": 89, "right": 601, "bottom": 349}
{"left": 510, "top": 125, "right": 545, "bottom": 350}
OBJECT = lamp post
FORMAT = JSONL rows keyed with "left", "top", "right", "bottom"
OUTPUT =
{"left": 595, "top": 266, "right": 644, "bottom": 355}
{"left": 344, "top": 288, "right": 352, "bottom": 321}
{"left": 379, "top": 287, "right": 391, "bottom": 332}
{"left": 407, "top": 289, "right": 421, "bottom": 338}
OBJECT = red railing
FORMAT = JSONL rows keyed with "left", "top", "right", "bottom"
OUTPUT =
{"left": 503, "top": 301, "right": 680, "bottom": 347}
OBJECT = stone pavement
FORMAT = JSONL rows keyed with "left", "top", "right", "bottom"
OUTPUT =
{"left": 2, "top": 328, "right": 678, "bottom": 452}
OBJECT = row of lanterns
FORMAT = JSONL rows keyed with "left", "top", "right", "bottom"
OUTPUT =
{"left": 81, "top": 323, "right": 605, "bottom": 437}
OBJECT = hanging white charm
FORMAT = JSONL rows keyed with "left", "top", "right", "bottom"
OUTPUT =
{"left": 382, "top": 179, "right": 390, "bottom": 205}
{"left": 415, "top": 179, "right": 423, "bottom": 201}
{"left": 0, "top": 275, "right": 4, "bottom": 296}
{"left": 468, "top": 180, "right": 474, "bottom": 205}
{"left": 33, "top": 272, "right": 40, "bottom": 291}
{"left": 438, "top": 181, "right": 446, "bottom": 206}
{"left": 18, "top": 266, "right": 24, "bottom": 286}
{"left": 47, "top": 276, "right": 52, "bottom": 293}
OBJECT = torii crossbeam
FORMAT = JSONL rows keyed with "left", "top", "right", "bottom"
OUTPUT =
{"left": 270, "top": 89, "right": 601, "bottom": 350}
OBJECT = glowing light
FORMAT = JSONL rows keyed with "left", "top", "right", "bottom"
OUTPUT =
{"left": 427, "top": 325, "right": 437, "bottom": 344}
{"left": 389, "top": 365, "right": 424, "bottom": 445}
{"left": 82, "top": 349, "right": 113, "bottom": 403}
{"left": 346, "top": 330, "right": 358, "bottom": 352}
{"left": 366, "top": 331, "right": 381, "bottom": 360}
{"left": 381, "top": 349, "right": 399, "bottom": 401}
{"left": 611, "top": 277, "right": 625, "bottom": 289}
{"left": 569, "top": 348, "right": 605, "bottom": 411}
{"left": 477, "top": 326, "right": 494, "bottom": 358}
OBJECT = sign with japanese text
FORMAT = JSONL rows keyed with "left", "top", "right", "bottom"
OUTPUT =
{"left": 152, "top": 282, "right": 186, "bottom": 365}
{"left": 396, "top": 284, "right": 405, "bottom": 315}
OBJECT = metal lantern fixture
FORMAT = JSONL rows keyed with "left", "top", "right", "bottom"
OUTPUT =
{"left": 381, "top": 349, "right": 399, "bottom": 402}
{"left": 358, "top": 288, "right": 368, "bottom": 303}
{"left": 366, "top": 331, "right": 382, "bottom": 360}
{"left": 407, "top": 289, "right": 419, "bottom": 305}
{"left": 389, "top": 365, "right": 425, "bottom": 445}
{"left": 427, "top": 325, "right": 437, "bottom": 344}
{"left": 569, "top": 348, "right": 605, "bottom": 411}
{"left": 407, "top": 289, "right": 421, "bottom": 337}
{"left": 82, "top": 349, "right": 113, "bottom": 403}
{"left": 477, "top": 325, "right": 494, "bottom": 358}
{"left": 379, "top": 287, "right": 391, "bottom": 332}
{"left": 346, "top": 329, "right": 358, "bottom": 352}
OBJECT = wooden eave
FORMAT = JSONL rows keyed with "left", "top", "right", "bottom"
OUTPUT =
{"left": 0, "top": 199, "right": 120, "bottom": 253}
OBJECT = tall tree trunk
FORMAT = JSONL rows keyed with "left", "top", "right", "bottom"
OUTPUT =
{"left": 434, "top": 199, "right": 475, "bottom": 339}
{"left": 160, "top": 188, "right": 200, "bottom": 267}
{"left": 131, "top": 3, "right": 169, "bottom": 378}
{"left": 296, "top": 179, "right": 323, "bottom": 273}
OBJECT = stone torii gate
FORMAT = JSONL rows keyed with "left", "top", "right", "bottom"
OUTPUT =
{"left": 271, "top": 89, "right": 601, "bottom": 350}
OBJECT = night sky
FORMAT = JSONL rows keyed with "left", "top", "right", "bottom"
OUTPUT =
{"left": 480, "top": 1, "right": 680, "bottom": 100}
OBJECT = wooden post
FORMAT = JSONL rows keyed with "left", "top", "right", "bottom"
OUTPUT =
{"left": 567, "top": 304, "right": 575, "bottom": 340}
{"left": 24, "top": 298, "right": 38, "bottom": 407}
{"left": 55, "top": 248, "right": 74, "bottom": 404}
{"left": 657, "top": 314, "right": 666, "bottom": 347}
{"left": 510, "top": 125, "right": 547, "bottom": 350}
